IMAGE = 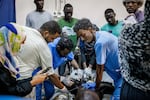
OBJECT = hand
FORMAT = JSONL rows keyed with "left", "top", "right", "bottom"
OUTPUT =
{"left": 83, "top": 62, "right": 87, "bottom": 69}
{"left": 84, "top": 67, "right": 92, "bottom": 75}
{"left": 88, "top": 64, "right": 93, "bottom": 68}
{"left": 62, "top": 78, "right": 74, "bottom": 87}
{"left": 60, "top": 86, "right": 69, "bottom": 93}
{"left": 30, "top": 73, "right": 48, "bottom": 86}
{"left": 70, "top": 68, "right": 83, "bottom": 81}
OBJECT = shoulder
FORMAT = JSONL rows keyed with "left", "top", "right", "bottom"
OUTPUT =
{"left": 57, "top": 18, "right": 64, "bottom": 24}
{"left": 72, "top": 17, "right": 78, "bottom": 21}
{"left": 96, "top": 31, "right": 117, "bottom": 42}
{"left": 72, "top": 18, "right": 78, "bottom": 23}
{"left": 48, "top": 37, "right": 60, "bottom": 47}
{"left": 121, "top": 22, "right": 141, "bottom": 35}
{"left": 25, "top": 28, "right": 48, "bottom": 48}
{"left": 120, "top": 22, "right": 143, "bottom": 41}
{"left": 118, "top": 20, "right": 124, "bottom": 25}
{"left": 101, "top": 24, "right": 109, "bottom": 29}
{"left": 26, "top": 11, "right": 36, "bottom": 16}
{"left": 43, "top": 11, "right": 52, "bottom": 15}
{"left": 57, "top": 17, "right": 64, "bottom": 22}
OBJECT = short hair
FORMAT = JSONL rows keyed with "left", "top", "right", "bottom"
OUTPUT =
{"left": 40, "top": 20, "right": 61, "bottom": 35}
{"left": 34, "top": 0, "right": 43, "bottom": 3}
{"left": 63, "top": 3, "right": 73, "bottom": 11}
{"left": 73, "top": 18, "right": 93, "bottom": 33}
{"left": 75, "top": 89, "right": 100, "bottom": 100}
{"left": 57, "top": 36, "right": 74, "bottom": 51}
{"left": 92, "top": 24, "right": 99, "bottom": 31}
{"left": 104, "top": 8, "right": 115, "bottom": 15}
{"left": 123, "top": 0, "right": 144, "bottom": 7}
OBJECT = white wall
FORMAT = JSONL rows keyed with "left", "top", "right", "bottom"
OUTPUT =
{"left": 16, "top": 0, "right": 143, "bottom": 27}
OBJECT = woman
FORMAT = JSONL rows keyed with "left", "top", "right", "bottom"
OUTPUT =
{"left": 119, "top": 0, "right": 150, "bottom": 99}
{"left": 0, "top": 23, "right": 47, "bottom": 96}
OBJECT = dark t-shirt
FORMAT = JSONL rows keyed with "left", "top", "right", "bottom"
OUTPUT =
{"left": 0, "top": 62, "right": 32, "bottom": 97}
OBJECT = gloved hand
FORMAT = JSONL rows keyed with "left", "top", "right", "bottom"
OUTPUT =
{"left": 70, "top": 68, "right": 83, "bottom": 81}
{"left": 62, "top": 77, "right": 74, "bottom": 87}
{"left": 83, "top": 67, "right": 93, "bottom": 82}
{"left": 74, "top": 46, "right": 80, "bottom": 55}
{"left": 77, "top": 68, "right": 84, "bottom": 77}
{"left": 84, "top": 67, "right": 92, "bottom": 75}
{"left": 60, "top": 86, "right": 69, "bottom": 93}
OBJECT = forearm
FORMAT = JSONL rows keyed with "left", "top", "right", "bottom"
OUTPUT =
{"left": 49, "top": 74, "right": 64, "bottom": 89}
{"left": 83, "top": 62, "right": 87, "bottom": 68}
{"left": 89, "top": 54, "right": 96, "bottom": 67}
{"left": 81, "top": 52, "right": 86, "bottom": 63}
{"left": 8, "top": 79, "right": 33, "bottom": 97}
{"left": 71, "top": 59, "right": 79, "bottom": 69}
{"left": 0, "top": 64, "right": 33, "bottom": 97}
{"left": 95, "top": 64, "right": 104, "bottom": 89}
{"left": 81, "top": 53, "right": 87, "bottom": 68}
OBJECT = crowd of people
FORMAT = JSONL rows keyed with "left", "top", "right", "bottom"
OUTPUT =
{"left": 0, "top": 0, "right": 149, "bottom": 100}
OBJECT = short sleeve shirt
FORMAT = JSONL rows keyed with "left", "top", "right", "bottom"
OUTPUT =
{"left": 95, "top": 31, "right": 122, "bottom": 87}
{"left": 48, "top": 37, "right": 74, "bottom": 69}
{"left": 16, "top": 26, "right": 54, "bottom": 80}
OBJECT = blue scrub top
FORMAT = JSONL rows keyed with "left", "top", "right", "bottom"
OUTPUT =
{"left": 95, "top": 31, "right": 122, "bottom": 87}
{"left": 48, "top": 37, "right": 74, "bottom": 69}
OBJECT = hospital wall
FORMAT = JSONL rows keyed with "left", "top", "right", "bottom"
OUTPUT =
{"left": 16, "top": 0, "right": 144, "bottom": 27}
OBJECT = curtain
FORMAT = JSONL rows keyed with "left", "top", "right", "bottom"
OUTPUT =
{"left": 0, "top": 0, "right": 16, "bottom": 27}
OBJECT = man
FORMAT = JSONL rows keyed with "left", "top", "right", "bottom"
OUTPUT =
{"left": 33, "top": 37, "right": 80, "bottom": 100}
{"left": 73, "top": 18, "right": 122, "bottom": 100}
{"left": 101, "top": 8, "right": 124, "bottom": 37}
{"left": 0, "top": 23, "right": 47, "bottom": 97}
{"left": 57, "top": 3, "right": 79, "bottom": 75}
{"left": 15, "top": 20, "right": 68, "bottom": 99}
{"left": 26, "top": 0, "right": 53, "bottom": 29}
{"left": 123, "top": 0, "right": 144, "bottom": 24}
{"left": 48, "top": 37, "right": 79, "bottom": 71}
{"left": 57, "top": 3, "right": 78, "bottom": 51}
{"left": 79, "top": 24, "right": 98, "bottom": 71}
{"left": 119, "top": 0, "right": 150, "bottom": 99}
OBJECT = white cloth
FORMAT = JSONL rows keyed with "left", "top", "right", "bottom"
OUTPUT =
{"left": 70, "top": 69, "right": 83, "bottom": 81}
{"left": 83, "top": 68, "right": 96, "bottom": 82}
{"left": 15, "top": 26, "right": 54, "bottom": 80}
{"left": 60, "top": 86, "right": 69, "bottom": 93}
{"left": 102, "top": 71, "right": 114, "bottom": 85}
{"left": 84, "top": 67, "right": 92, "bottom": 76}
{"left": 62, "top": 26, "right": 76, "bottom": 36}
{"left": 124, "top": 14, "right": 137, "bottom": 25}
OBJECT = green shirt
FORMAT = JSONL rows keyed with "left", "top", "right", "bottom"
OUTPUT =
{"left": 57, "top": 17, "right": 78, "bottom": 51}
{"left": 101, "top": 21, "right": 123, "bottom": 37}
{"left": 57, "top": 17, "right": 78, "bottom": 28}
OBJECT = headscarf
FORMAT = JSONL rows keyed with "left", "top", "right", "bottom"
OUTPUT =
{"left": 0, "top": 23, "right": 26, "bottom": 78}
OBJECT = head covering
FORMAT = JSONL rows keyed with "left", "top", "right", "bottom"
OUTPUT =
{"left": 0, "top": 23, "right": 26, "bottom": 78}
